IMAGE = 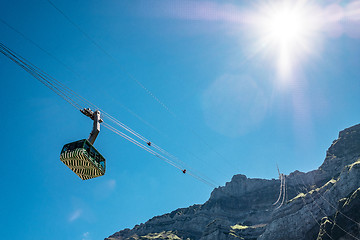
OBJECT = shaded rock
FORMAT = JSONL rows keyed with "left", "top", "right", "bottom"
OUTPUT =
{"left": 316, "top": 187, "right": 360, "bottom": 240}
{"left": 106, "top": 123, "right": 360, "bottom": 240}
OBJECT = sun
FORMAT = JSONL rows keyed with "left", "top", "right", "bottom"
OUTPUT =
{"left": 251, "top": 1, "right": 321, "bottom": 81}
{"left": 266, "top": 7, "right": 306, "bottom": 44}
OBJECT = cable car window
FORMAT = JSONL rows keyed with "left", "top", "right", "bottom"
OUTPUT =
{"left": 84, "top": 142, "right": 90, "bottom": 152}
{"left": 61, "top": 146, "right": 68, "bottom": 153}
{"left": 100, "top": 162, "right": 105, "bottom": 168}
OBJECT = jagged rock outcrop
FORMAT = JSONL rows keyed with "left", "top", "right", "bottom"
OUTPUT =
{"left": 317, "top": 187, "right": 360, "bottom": 240}
{"left": 106, "top": 124, "right": 360, "bottom": 240}
{"left": 106, "top": 176, "right": 281, "bottom": 240}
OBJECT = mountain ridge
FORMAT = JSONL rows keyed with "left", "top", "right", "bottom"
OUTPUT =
{"left": 106, "top": 123, "right": 360, "bottom": 240}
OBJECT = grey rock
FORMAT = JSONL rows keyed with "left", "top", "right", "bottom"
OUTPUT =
{"left": 106, "top": 123, "right": 360, "bottom": 240}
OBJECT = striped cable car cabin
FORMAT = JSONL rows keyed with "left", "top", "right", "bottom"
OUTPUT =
{"left": 60, "top": 109, "right": 106, "bottom": 180}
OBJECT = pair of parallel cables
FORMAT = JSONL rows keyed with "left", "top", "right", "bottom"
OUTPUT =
{"left": 0, "top": 0, "right": 250, "bottom": 187}
{"left": 271, "top": 167, "right": 360, "bottom": 239}
{"left": 273, "top": 167, "right": 286, "bottom": 209}
{"left": 45, "top": 0, "right": 241, "bottom": 175}
{"left": 292, "top": 175, "right": 360, "bottom": 240}
{"left": 0, "top": 42, "right": 217, "bottom": 188}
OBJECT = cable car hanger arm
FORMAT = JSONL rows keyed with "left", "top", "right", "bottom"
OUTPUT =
{"left": 80, "top": 108, "right": 103, "bottom": 145}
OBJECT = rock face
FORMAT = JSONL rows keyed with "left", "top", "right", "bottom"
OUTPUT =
{"left": 317, "top": 187, "right": 360, "bottom": 240}
{"left": 106, "top": 124, "right": 360, "bottom": 240}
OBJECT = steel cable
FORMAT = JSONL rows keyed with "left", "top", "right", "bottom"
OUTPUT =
{"left": 1, "top": 42, "right": 219, "bottom": 188}
{"left": 293, "top": 176, "right": 360, "bottom": 240}
{"left": 46, "top": 0, "right": 241, "bottom": 174}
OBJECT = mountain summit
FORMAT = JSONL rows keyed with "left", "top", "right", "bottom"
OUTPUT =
{"left": 106, "top": 124, "right": 360, "bottom": 240}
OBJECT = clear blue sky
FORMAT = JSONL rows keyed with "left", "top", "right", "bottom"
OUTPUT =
{"left": 1, "top": 0, "right": 360, "bottom": 239}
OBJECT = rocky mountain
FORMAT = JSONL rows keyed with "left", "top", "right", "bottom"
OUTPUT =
{"left": 105, "top": 123, "right": 360, "bottom": 240}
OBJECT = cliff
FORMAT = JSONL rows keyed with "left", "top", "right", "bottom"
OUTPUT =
{"left": 106, "top": 123, "right": 360, "bottom": 240}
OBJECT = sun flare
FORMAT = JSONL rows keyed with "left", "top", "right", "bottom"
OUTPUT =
{"left": 266, "top": 8, "right": 306, "bottom": 44}
{"left": 252, "top": 1, "right": 321, "bottom": 81}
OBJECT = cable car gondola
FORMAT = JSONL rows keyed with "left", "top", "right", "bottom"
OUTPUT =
{"left": 60, "top": 109, "right": 106, "bottom": 180}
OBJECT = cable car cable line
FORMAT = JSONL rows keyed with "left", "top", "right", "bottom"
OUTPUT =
{"left": 270, "top": 171, "right": 359, "bottom": 239}
{"left": 0, "top": 43, "right": 82, "bottom": 110}
{"left": 293, "top": 187, "right": 336, "bottom": 240}
{"left": 0, "top": 42, "right": 219, "bottom": 187}
{"left": 293, "top": 176, "right": 360, "bottom": 240}
{"left": 297, "top": 174, "right": 360, "bottom": 227}
{"left": 0, "top": 16, "right": 171, "bottom": 143}
{"left": 0, "top": 38, "right": 175, "bottom": 170}
{"left": 272, "top": 165, "right": 287, "bottom": 209}
{"left": 1, "top": 7, "right": 231, "bottom": 184}
{"left": 2, "top": 39, "right": 219, "bottom": 186}
{"left": 274, "top": 175, "right": 335, "bottom": 240}
{"left": 0, "top": 42, "right": 178, "bottom": 170}
{"left": 273, "top": 174, "right": 284, "bottom": 206}
{"left": 46, "top": 0, "right": 241, "bottom": 175}
{"left": 273, "top": 165, "right": 283, "bottom": 206}
{"left": 46, "top": 0, "right": 172, "bottom": 114}
{"left": 102, "top": 123, "right": 182, "bottom": 170}
{"left": 0, "top": 13, "right": 221, "bottom": 186}
{"left": 297, "top": 175, "right": 360, "bottom": 238}
{"left": 82, "top": 108, "right": 217, "bottom": 185}
{"left": 103, "top": 122, "right": 217, "bottom": 188}
{"left": 102, "top": 112, "right": 193, "bottom": 170}
{"left": 275, "top": 174, "right": 286, "bottom": 210}
{"left": 0, "top": 17, "right": 83, "bottom": 80}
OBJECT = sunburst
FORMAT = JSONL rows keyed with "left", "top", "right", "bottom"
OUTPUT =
{"left": 251, "top": 0, "right": 322, "bottom": 81}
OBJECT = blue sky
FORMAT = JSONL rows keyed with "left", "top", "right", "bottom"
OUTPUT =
{"left": 1, "top": 0, "right": 360, "bottom": 239}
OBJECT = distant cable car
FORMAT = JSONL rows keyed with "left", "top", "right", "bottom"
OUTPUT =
{"left": 60, "top": 108, "right": 106, "bottom": 180}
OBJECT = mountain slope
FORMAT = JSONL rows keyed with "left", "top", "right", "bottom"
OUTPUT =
{"left": 106, "top": 123, "right": 360, "bottom": 240}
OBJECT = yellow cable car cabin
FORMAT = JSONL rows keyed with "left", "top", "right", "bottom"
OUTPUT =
{"left": 60, "top": 139, "right": 105, "bottom": 180}
{"left": 60, "top": 108, "right": 105, "bottom": 180}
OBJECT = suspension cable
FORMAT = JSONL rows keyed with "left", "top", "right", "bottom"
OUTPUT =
{"left": 294, "top": 176, "right": 360, "bottom": 240}
{"left": 103, "top": 122, "right": 216, "bottom": 188}
{"left": 292, "top": 186, "right": 336, "bottom": 240}
{"left": 46, "top": 0, "right": 241, "bottom": 174}
{"left": 1, "top": 42, "right": 219, "bottom": 188}
{"left": 0, "top": 44, "right": 82, "bottom": 110}
{"left": 1, "top": 13, "right": 230, "bottom": 185}
{"left": 273, "top": 174, "right": 284, "bottom": 206}
{"left": 275, "top": 174, "right": 286, "bottom": 209}
{"left": 299, "top": 174, "right": 360, "bottom": 228}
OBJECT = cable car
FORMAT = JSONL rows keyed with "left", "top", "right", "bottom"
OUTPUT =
{"left": 60, "top": 108, "right": 106, "bottom": 180}
{"left": 60, "top": 139, "right": 105, "bottom": 180}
